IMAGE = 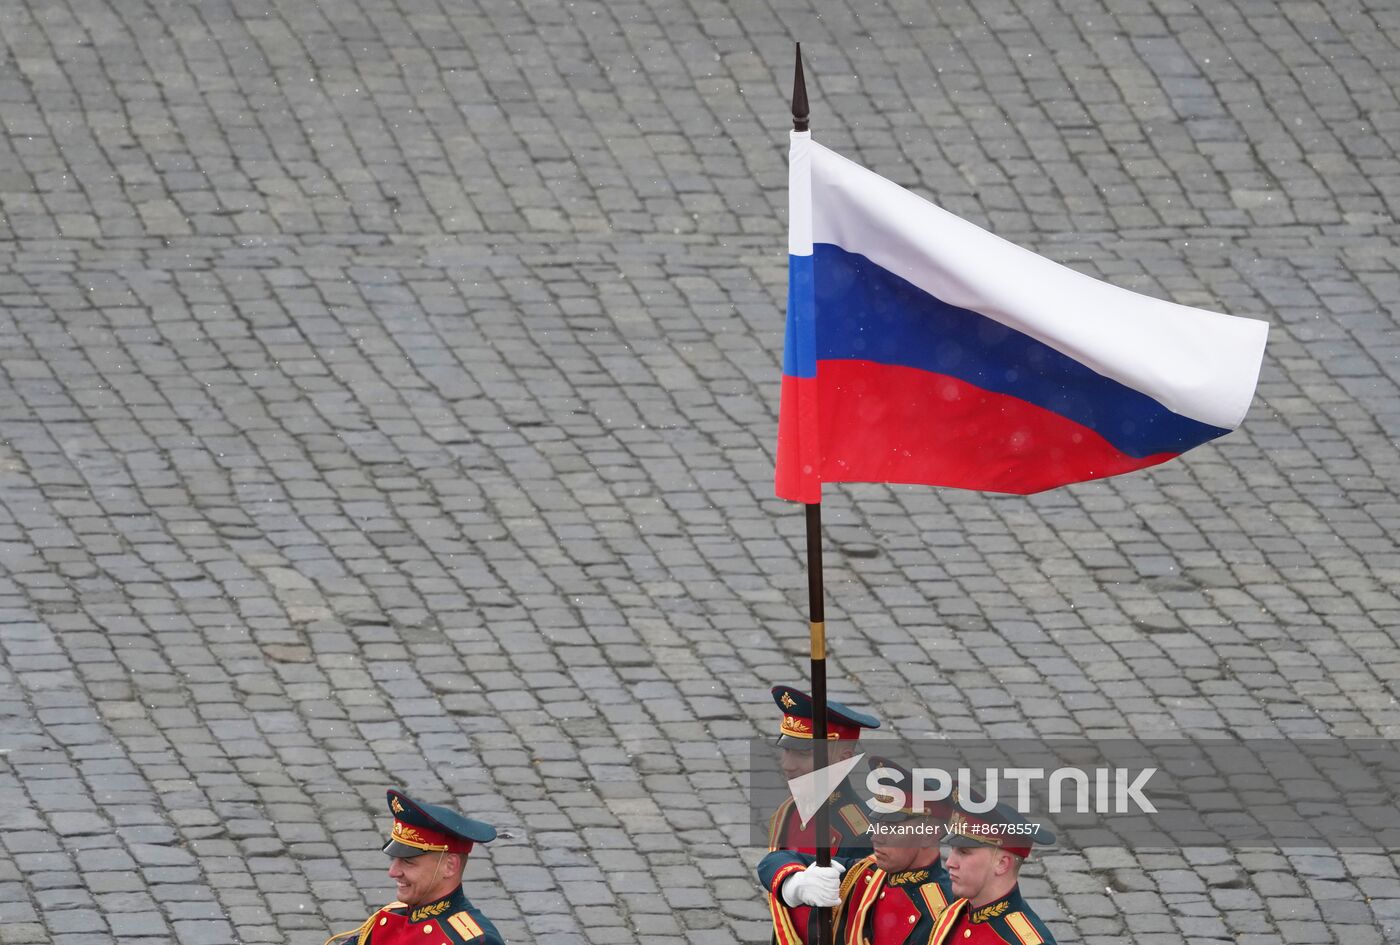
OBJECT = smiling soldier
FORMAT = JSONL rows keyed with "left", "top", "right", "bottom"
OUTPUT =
{"left": 325, "top": 790, "right": 503, "bottom": 945}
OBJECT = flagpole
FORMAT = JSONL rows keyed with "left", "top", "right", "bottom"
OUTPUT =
{"left": 792, "top": 42, "right": 834, "bottom": 945}
{"left": 806, "top": 503, "right": 833, "bottom": 945}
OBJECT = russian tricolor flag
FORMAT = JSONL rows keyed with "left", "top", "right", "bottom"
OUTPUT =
{"left": 776, "top": 131, "right": 1269, "bottom": 502}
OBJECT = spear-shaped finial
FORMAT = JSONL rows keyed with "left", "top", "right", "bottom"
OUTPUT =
{"left": 792, "top": 43, "right": 809, "bottom": 132}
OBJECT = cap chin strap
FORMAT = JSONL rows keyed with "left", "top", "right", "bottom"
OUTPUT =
{"left": 407, "top": 852, "right": 446, "bottom": 910}
{"left": 427, "top": 851, "right": 446, "bottom": 897}
{"left": 417, "top": 850, "right": 462, "bottom": 907}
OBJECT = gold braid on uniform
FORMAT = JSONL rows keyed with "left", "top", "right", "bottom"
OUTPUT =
{"left": 835, "top": 856, "right": 877, "bottom": 928}
{"left": 838, "top": 855, "right": 876, "bottom": 900}
{"left": 321, "top": 914, "right": 373, "bottom": 945}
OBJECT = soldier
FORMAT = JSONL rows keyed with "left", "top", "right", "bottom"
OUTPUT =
{"left": 325, "top": 790, "right": 503, "bottom": 945}
{"left": 767, "top": 684, "right": 880, "bottom": 856}
{"left": 760, "top": 686, "right": 880, "bottom": 945}
{"left": 758, "top": 758, "right": 953, "bottom": 945}
{"left": 928, "top": 796, "right": 1057, "bottom": 945}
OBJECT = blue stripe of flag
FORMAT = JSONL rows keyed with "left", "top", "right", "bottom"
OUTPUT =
{"left": 810, "top": 244, "right": 1228, "bottom": 458}
{"left": 784, "top": 253, "right": 816, "bottom": 378}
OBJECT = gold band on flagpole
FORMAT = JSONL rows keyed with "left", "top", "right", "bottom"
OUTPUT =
{"left": 810, "top": 620, "right": 826, "bottom": 660}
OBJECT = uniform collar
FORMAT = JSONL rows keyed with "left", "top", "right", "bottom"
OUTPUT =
{"left": 408, "top": 885, "right": 466, "bottom": 923}
{"left": 885, "top": 853, "right": 943, "bottom": 886}
{"left": 967, "top": 886, "right": 1023, "bottom": 923}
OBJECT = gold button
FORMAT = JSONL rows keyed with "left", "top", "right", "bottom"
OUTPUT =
{"left": 379, "top": 919, "right": 387, "bottom": 926}
{"left": 864, "top": 876, "right": 872, "bottom": 884}
{"left": 423, "top": 926, "right": 433, "bottom": 934}
{"left": 964, "top": 930, "right": 972, "bottom": 938}
{"left": 879, "top": 891, "right": 885, "bottom": 899}
{"left": 908, "top": 915, "right": 917, "bottom": 924}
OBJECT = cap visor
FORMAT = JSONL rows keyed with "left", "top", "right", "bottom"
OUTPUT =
{"left": 382, "top": 839, "right": 433, "bottom": 858}
{"left": 775, "top": 734, "right": 815, "bottom": 749}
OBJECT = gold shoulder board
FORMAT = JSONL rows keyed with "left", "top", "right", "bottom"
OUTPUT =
{"left": 448, "top": 912, "right": 485, "bottom": 941}
{"left": 838, "top": 803, "right": 870, "bottom": 836}
{"left": 920, "top": 882, "right": 947, "bottom": 917}
{"left": 1004, "top": 912, "right": 1044, "bottom": 945}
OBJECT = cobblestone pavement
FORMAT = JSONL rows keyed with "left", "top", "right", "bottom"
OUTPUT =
{"left": 1, "top": 0, "right": 1398, "bottom": 943}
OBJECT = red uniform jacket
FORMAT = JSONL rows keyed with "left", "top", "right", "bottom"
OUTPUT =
{"left": 324, "top": 886, "right": 503, "bottom": 945}
{"left": 765, "top": 782, "right": 874, "bottom": 945}
{"left": 761, "top": 854, "right": 952, "bottom": 945}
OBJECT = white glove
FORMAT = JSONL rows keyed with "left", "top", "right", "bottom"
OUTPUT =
{"left": 781, "top": 861, "right": 846, "bottom": 908}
